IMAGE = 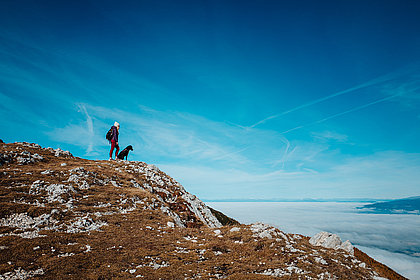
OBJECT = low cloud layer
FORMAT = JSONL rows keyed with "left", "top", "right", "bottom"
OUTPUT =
{"left": 208, "top": 202, "right": 420, "bottom": 279}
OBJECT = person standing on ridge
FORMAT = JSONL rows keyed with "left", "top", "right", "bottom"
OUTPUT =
{"left": 109, "top": 121, "right": 120, "bottom": 160}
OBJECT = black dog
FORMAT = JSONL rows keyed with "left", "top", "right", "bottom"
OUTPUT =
{"left": 117, "top": 145, "right": 133, "bottom": 160}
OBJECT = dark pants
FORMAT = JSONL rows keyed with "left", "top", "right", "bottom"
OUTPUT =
{"left": 110, "top": 140, "right": 119, "bottom": 159}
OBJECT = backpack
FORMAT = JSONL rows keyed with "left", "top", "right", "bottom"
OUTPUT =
{"left": 106, "top": 127, "right": 113, "bottom": 141}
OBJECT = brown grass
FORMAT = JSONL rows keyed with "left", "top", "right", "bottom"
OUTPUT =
{"left": 0, "top": 142, "right": 407, "bottom": 279}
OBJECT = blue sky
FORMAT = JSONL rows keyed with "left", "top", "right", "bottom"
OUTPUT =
{"left": 1, "top": 0, "right": 420, "bottom": 200}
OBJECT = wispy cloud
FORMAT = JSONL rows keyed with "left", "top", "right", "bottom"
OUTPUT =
{"left": 282, "top": 77, "right": 420, "bottom": 134}
{"left": 249, "top": 71, "right": 400, "bottom": 128}
{"left": 46, "top": 100, "right": 420, "bottom": 201}
{"left": 48, "top": 104, "right": 293, "bottom": 168}
{"left": 77, "top": 104, "right": 94, "bottom": 154}
{"left": 311, "top": 131, "right": 349, "bottom": 142}
{"left": 0, "top": 34, "right": 172, "bottom": 108}
{"left": 281, "top": 86, "right": 419, "bottom": 134}
{"left": 161, "top": 150, "right": 420, "bottom": 200}
{"left": 250, "top": 65, "right": 420, "bottom": 130}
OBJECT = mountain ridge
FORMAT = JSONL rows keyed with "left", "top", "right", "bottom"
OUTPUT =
{"left": 0, "top": 142, "right": 407, "bottom": 279}
{"left": 360, "top": 196, "right": 420, "bottom": 215}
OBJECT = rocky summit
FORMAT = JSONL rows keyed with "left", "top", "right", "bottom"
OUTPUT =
{"left": 0, "top": 142, "right": 407, "bottom": 279}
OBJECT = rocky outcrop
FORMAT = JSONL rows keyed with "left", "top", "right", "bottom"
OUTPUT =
{"left": 126, "top": 162, "right": 222, "bottom": 228}
{"left": 310, "top": 231, "right": 355, "bottom": 255}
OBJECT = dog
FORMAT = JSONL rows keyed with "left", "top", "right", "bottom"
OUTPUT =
{"left": 117, "top": 145, "right": 133, "bottom": 160}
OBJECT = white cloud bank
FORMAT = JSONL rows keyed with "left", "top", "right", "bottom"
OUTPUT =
{"left": 207, "top": 202, "right": 420, "bottom": 280}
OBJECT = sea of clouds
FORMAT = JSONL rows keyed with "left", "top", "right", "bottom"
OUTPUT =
{"left": 207, "top": 202, "right": 420, "bottom": 280}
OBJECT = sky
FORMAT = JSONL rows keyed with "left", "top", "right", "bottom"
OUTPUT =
{"left": 1, "top": 0, "right": 420, "bottom": 200}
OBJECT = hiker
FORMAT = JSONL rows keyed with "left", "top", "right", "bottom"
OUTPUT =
{"left": 109, "top": 122, "right": 120, "bottom": 160}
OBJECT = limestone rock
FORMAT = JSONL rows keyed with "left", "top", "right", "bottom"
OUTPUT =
{"left": 309, "top": 231, "right": 354, "bottom": 255}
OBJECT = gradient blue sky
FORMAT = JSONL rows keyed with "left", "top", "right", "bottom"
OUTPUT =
{"left": 1, "top": 0, "right": 420, "bottom": 200}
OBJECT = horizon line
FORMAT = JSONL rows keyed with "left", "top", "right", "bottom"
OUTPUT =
{"left": 203, "top": 198, "right": 391, "bottom": 203}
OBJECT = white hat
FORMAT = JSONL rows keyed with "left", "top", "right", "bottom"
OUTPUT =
{"left": 114, "top": 121, "right": 120, "bottom": 127}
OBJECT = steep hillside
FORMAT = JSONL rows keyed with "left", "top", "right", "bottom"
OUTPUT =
{"left": 0, "top": 142, "right": 406, "bottom": 279}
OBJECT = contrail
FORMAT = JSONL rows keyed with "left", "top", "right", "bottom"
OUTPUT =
{"left": 212, "top": 146, "right": 251, "bottom": 161}
{"left": 250, "top": 72, "right": 401, "bottom": 128}
{"left": 280, "top": 85, "right": 420, "bottom": 134}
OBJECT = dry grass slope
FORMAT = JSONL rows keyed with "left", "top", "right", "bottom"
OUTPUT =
{"left": 0, "top": 142, "right": 406, "bottom": 279}
{"left": 354, "top": 248, "right": 408, "bottom": 280}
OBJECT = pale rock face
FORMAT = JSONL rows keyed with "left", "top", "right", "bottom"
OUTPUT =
{"left": 160, "top": 205, "right": 185, "bottom": 228}
{"left": 309, "top": 231, "right": 354, "bottom": 255}
{"left": 251, "top": 223, "right": 274, "bottom": 239}
{"left": 16, "top": 142, "right": 41, "bottom": 149}
{"left": 147, "top": 164, "right": 160, "bottom": 172}
{"left": 53, "top": 148, "right": 72, "bottom": 157}
{"left": 0, "top": 268, "right": 44, "bottom": 279}
{"left": 340, "top": 240, "right": 354, "bottom": 255}
{"left": 0, "top": 213, "right": 51, "bottom": 229}
{"left": 129, "top": 162, "right": 222, "bottom": 228}
{"left": 309, "top": 232, "right": 342, "bottom": 248}
{"left": 0, "top": 149, "right": 44, "bottom": 166}
{"left": 66, "top": 215, "right": 108, "bottom": 233}
{"left": 230, "top": 227, "right": 240, "bottom": 232}
{"left": 181, "top": 192, "right": 222, "bottom": 228}
{"left": 249, "top": 223, "right": 290, "bottom": 241}
{"left": 29, "top": 181, "right": 76, "bottom": 203}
